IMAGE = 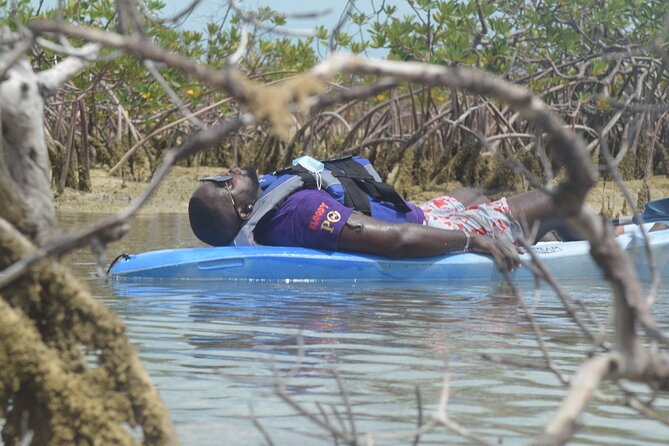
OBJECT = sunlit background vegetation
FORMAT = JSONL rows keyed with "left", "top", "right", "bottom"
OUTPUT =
{"left": 4, "top": 0, "right": 668, "bottom": 205}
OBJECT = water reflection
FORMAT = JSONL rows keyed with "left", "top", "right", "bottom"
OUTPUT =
{"left": 60, "top": 212, "right": 669, "bottom": 445}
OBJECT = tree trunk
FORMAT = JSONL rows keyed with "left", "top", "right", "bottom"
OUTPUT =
{"left": 1, "top": 31, "right": 57, "bottom": 243}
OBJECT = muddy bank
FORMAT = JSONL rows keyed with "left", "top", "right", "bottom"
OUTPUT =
{"left": 54, "top": 167, "right": 669, "bottom": 217}
{"left": 54, "top": 166, "right": 222, "bottom": 214}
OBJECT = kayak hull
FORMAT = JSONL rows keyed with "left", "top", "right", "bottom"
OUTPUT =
{"left": 108, "top": 230, "right": 669, "bottom": 282}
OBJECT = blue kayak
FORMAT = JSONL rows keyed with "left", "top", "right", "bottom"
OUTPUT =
{"left": 107, "top": 228, "right": 669, "bottom": 282}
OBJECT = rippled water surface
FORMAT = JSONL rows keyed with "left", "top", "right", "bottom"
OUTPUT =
{"left": 61, "top": 212, "right": 669, "bottom": 445}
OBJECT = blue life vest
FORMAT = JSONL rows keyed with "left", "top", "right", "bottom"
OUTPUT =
{"left": 233, "top": 156, "right": 414, "bottom": 246}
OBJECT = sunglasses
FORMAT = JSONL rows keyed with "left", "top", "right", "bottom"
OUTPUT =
{"left": 200, "top": 175, "right": 242, "bottom": 219}
{"left": 201, "top": 175, "right": 233, "bottom": 185}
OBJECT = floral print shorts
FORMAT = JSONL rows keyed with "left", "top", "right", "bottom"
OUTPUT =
{"left": 419, "top": 195, "right": 521, "bottom": 244}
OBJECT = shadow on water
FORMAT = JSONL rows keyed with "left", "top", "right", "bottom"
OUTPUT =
{"left": 60, "top": 212, "right": 669, "bottom": 445}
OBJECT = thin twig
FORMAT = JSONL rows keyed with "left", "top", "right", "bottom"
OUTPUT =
{"left": 412, "top": 385, "right": 423, "bottom": 446}
{"left": 144, "top": 60, "right": 204, "bottom": 128}
{"left": 248, "top": 403, "right": 275, "bottom": 446}
{"left": 333, "top": 369, "right": 357, "bottom": 443}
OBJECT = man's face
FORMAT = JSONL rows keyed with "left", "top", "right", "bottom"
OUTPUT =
{"left": 226, "top": 165, "right": 260, "bottom": 205}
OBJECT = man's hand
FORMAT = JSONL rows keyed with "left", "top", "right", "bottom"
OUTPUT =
{"left": 469, "top": 234, "right": 522, "bottom": 272}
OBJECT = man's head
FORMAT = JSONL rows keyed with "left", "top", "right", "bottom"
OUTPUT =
{"left": 188, "top": 166, "right": 260, "bottom": 246}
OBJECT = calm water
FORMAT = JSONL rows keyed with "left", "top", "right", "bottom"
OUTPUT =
{"left": 60, "top": 212, "right": 669, "bottom": 445}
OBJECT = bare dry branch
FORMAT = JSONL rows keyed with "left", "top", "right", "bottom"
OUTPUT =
{"left": 36, "top": 43, "right": 100, "bottom": 95}
{"left": 537, "top": 354, "right": 618, "bottom": 445}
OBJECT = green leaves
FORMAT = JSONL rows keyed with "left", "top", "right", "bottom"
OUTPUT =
{"left": 11, "top": 0, "right": 669, "bottom": 171}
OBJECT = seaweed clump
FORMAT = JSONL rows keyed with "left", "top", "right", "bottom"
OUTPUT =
{"left": 0, "top": 222, "right": 176, "bottom": 445}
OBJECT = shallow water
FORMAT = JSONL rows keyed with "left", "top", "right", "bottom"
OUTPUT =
{"left": 60, "top": 212, "right": 669, "bottom": 445}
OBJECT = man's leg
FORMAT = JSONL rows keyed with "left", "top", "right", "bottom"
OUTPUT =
{"left": 506, "top": 190, "right": 581, "bottom": 242}
{"left": 423, "top": 187, "right": 578, "bottom": 243}
{"left": 446, "top": 187, "right": 490, "bottom": 207}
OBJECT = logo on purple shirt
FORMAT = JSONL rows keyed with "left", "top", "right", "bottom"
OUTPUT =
{"left": 308, "top": 201, "right": 342, "bottom": 234}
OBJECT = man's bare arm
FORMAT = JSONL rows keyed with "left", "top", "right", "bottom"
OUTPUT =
{"left": 337, "top": 212, "right": 520, "bottom": 271}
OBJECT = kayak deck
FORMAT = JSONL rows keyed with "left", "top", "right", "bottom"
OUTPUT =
{"left": 108, "top": 229, "right": 669, "bottom": 282}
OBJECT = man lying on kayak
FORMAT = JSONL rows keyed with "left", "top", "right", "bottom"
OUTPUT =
{"left": 187, "top": 156, "right": 563, "bottom": 271}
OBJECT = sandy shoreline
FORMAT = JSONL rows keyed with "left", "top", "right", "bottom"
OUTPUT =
{"left": 54, "top": 166, "right": 223, "bottom": 214}
{"left": 55, "top": 167, "right": 669, "bottom": 216}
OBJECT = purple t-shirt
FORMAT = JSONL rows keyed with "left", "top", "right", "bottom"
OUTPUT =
{"left": 255, "top": 189, "right": 423, "bottom": 250}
